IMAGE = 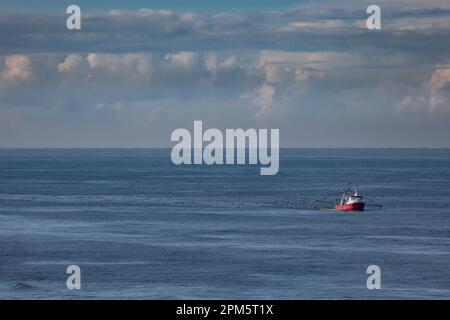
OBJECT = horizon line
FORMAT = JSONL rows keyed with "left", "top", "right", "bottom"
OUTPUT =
{"left": 0, "top": 147, "right": 449, "bottom": 150}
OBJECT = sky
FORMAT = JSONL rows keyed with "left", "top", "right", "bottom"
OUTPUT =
{"left": 1, "top": 0, "right": 450, "bottom": 147}
{"left": 0, "top": 0, "right": 304, "bottom": 13}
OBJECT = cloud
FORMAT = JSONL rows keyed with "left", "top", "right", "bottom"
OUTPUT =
{"left": 58, "top": 54, "right": 84, "bottom": 73}
{"left": 205, "top": 54, "right": 237, "bottom": 73}
{"left": 164, "top": 51, "right": 198, "bottom": 70}
{"left": 278, "top": 20, "right": 347, "bottom": 32}
{"left": 241, "top": 51, "right": 328, "bottom": 118}
{"left": 394, "top": 95, "right": 428, "bottom": 113}
{"left": 57, "top": 54, "right": 90, "bottom": 82}
{"left": 428, "top": 65, "right": 450, "bottom": 111}
{"left": 394, "top": 63, "right": 450, "bottom": 113}
{"left": 252, "top": 84, "right": 275, "bottom": 118}
{"left": 258, "top": 50, "right": 368, "bottom": 71}
{"left": 429, "top": 66, "right": 450, "bottom": 92}
{"left": 86, "top": 53, "right": 153, "bottom": 82}
{"left": 0, "top": 55, "right": 32, "bottom": 88}
{"left": 1, "top": 4, "right": 450, "bottom": 56}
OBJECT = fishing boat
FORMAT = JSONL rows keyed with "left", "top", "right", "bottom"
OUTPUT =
{"left": 335, "top": 185, "right": 365, "bottom": 211}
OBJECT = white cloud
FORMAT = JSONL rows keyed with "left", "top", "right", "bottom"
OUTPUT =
{"left": 58, "top": 54, "right": 85, "bottom": 73}
{"left": 164, "top": 52, "right": 198, "bottom": 70}
{"left": 396, "top": 64, "right": 450, "bottom": 113}
{"left": 57, "top": 54, "right": 90, "bottom": 82}
{"left": 394, "top": 95, "right": 428, "bottom": 113}
{"left": 252, "top": 84, "right": 276, "bottom": 119}
{"left": 86, "top": 53, "right": 153, "bottom": 81}
{"left": 258, "top": 51, "right": 363, "bottom": 70}
{"left": 265, "top": 65, "right": 299, "bottom": 85}
{"left": 279, "top": 20, "right": 347, "bottom": 32}
{"left": 0, "top": 55, "right": 32, "bottom": 88}
{"left": 428, "top": 65, "right": 450, "bottom": 111}
{"left": 243, "top": 51, "right": 325, "bottom": 118}
{"left": 179, "top": 12, "right": 205, "bottom": 28}
{"left": 135, "top": 8, "right": 174, "bottom": 18}
{"left": 204, "top": 53, "right": 237, "bottom": 80}
{"left": 429, "top": 66, "right": 450, "bottom": 92}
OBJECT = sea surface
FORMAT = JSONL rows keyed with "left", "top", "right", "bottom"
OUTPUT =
{"left": 0, "top": 148, "right": 449, "bottom": 299}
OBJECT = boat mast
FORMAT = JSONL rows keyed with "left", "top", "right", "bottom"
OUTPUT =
{"left": 340, "top": 186, "right": 348, "bottom": 205}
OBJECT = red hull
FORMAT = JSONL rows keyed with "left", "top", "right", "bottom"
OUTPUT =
{"left": 335, "top": 203, "right": 365, "bottom": 211}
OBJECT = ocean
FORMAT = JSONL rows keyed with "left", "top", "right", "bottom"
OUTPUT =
{"left": 0, "top": 148, "right": 449, "bottom": 299}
